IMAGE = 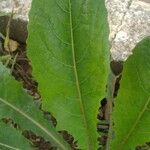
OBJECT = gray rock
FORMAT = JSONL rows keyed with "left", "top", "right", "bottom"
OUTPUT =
{"left": 106, "top": 0, "right": 150, "bottom": 61}
{"left": 0, "top": 0, "right": 31, "bottom": 21}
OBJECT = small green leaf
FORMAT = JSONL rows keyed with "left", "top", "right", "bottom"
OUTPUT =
{"left": 0, "top": 62, "right": 71, "bottom": 150}
{"left": 0, "top": 122, "right": 32, "bottom": 150}
{"left": 111, "top": 37, "right": 150, "bottom": 150}
{"left": 27, "top": 0, "right": 109, "bottom": 149}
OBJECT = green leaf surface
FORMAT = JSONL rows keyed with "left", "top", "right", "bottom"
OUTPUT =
{"left": 0, "top": 122, "right": 32, "bottom": 150}
{"left": 111, "top": 37, "right": 150, "bottom": 150}
{"left": 0, "top": 63, "right": 71, "bottom": 150}
{"left": 27, "top": 0, "right": 109, "bottom": 149}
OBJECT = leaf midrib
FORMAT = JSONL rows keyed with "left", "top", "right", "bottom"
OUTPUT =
{"left": 0, "top": 142, "right": 19, "bottom": 150}
{"left": 68, "top": 0, "right": 91, "bottom": 149}
{"left": 120, "top": 97, "right": 150, "bottom": 148}
{"left": 0, "top": 97, "right": 68, "bottom": 150}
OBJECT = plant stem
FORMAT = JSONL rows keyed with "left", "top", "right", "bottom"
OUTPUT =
{"left": 0, "top": 55, "right": 11, "bottom": 60}
{"left": 10, "top": 53, "right": 18, "bottom": 73}
{"left": 4, "top": 9, "right": 14, "bottom": 52}
{"left": 105, "top": 72, "right": 117, "bottom": 150}
{"left": 0, "top": 33, "right": 5, "bottom": 40}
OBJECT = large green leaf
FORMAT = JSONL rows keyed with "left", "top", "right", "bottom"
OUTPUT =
{"left": 0, "top": 122, "right": 32, "bottom": 150}
{"left": 111, "top": 37, "right": 150, "bottom": 150}
{"left": 0, "top": 63, "right": 71, "bottom": 150}
{"left": 27, "top": 0, "right": 109, "bottom": 149}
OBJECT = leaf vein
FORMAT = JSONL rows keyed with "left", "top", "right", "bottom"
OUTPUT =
{"left": 69, "top": 1, "right": 91, "bottom": 149}
{"left": 0, "top": 97, "right": 67, "bottom": 150}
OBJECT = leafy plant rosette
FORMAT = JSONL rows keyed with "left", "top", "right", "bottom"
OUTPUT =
{"left": 0, "top": 0, "right": 150, "bottom": 150}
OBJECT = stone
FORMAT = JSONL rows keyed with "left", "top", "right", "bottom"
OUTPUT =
{"left": 0, "top": 0, "right": 31, "bottom": 21}
{"left": 106, "top": 0, "right": 150, "bottom": 61}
